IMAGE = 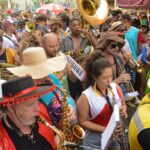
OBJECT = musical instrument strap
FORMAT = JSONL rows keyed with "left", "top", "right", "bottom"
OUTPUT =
{"left": 96, "top": 85, "right": 113, "bottom": 114}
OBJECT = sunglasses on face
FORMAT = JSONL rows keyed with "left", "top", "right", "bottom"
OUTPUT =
{"left": 109, "top": 43, "right": 119, "bottom": 49}
{"left": 109, "top": 43, "right": 123, "bottom": 49}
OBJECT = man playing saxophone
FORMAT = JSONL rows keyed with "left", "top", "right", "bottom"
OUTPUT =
{"left": 7, "top": 47, "right": 78, "bottom": 148}
{"left": 0, "top": 76, "right": 55, "bottom": 150}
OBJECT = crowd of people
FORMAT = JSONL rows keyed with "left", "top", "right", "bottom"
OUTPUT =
{"left": 0, "top": 6, "right": 150, "bottom": 150}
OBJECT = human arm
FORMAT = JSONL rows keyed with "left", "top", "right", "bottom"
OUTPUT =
{"left": 77, "top": 28, "right": 99, "bottom": 48}
{"left": 77, "top": 94, "right": 105, "bottom": 132}
{"left": 116, "top": 84, "right": 127, "bottom": 118}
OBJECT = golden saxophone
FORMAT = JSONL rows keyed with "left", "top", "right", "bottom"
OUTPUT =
{"left": 56, "top": 86, "right": 85, "bottom": 149}
{"left": 38, "top": 116, "right": 64, "bottom": 139}
{"left": 109, "top": 85, "right": 130, "bottom": 150}
{"left": 43, "top": 80, "right": 85, "bottom": 150}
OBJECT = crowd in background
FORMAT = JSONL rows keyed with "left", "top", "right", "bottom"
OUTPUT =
{"left": 0, "top": 6, "right": 150, "bottom": 150}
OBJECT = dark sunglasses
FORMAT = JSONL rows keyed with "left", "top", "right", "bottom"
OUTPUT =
{"left": 109, "top": 43, "right": 119, "bottom": 49}
{"left": 110, "top": 43, "right": 123, "bottom": 49}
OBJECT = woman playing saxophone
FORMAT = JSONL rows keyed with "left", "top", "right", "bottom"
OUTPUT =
{"left": 77, "top": 51, "right": 127, "bottom": 150}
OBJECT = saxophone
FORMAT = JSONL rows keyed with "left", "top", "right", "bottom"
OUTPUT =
{"left": 55, "top": 86, "right": 85, "bottom": 150}
{"left": 109, "top": 84, "right": 130, "bottom": 150}
{"left": 42, "top": 80, "right": 85, "bottom": 150}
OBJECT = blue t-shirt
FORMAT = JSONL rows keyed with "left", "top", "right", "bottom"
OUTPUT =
{"left": 125, "top": 26, "right": 139, "bottom": 60}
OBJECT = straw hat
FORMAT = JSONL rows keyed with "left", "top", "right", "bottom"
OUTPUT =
{"left": 99, "top": 31, "right": 125, "bottom": 50}
{"left": 0, "top": 76, "right": 54, "bottom": 106}
{"left": 110, "top": 21, "right": 122, "bottom": 31}
{"left": 7, "top": 47, "right": 66, "bottom": 79}
{"left": 49, "top": 18, "right": 61, "bottom": 26}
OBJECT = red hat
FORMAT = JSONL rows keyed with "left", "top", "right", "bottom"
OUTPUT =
{"left": 6, "top": 9, "right": 14, "bottom": 14}
{"left": 0, "top": 76, "right": 55, "bottom": 106}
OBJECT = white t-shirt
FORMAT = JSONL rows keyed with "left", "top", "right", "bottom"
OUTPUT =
{"left": 2, "top": 33, "right": 18, "bottom": 50}
{"left": 123, "top": 39, "right": 132, "bottom": 53}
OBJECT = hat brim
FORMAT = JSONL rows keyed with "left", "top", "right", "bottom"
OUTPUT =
{"left": 99, "top": 37, "right": 125, "bottom": 49}
{"left": 7, "top": 56, "right": 66, "bottom": 79}
{"left": 0, "top": 85, "right": 55, "bottom": 106}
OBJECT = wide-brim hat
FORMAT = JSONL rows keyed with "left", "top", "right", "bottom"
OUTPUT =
{"left": 48, "top": 18, "right": 62, "bottom": 26}
{"left": 0, "top": 76, "right": 56, "bottom": 106}
{"left": 99, "top": 31, "right": 125, "bottom": 50}
{"left": 7, "top": 47, "right": 66, "bottom": 79}
{"left": 110, "top": 21, "right": 122, "bottom": 31}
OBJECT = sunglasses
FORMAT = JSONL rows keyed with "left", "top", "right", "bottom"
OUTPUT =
{"left": 109, "top": 43, "right": 123, "bottom": 49}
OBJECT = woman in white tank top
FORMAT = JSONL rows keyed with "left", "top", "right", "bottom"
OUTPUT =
{"left": 77, "top": 51, "right": 127, "bottom": 150}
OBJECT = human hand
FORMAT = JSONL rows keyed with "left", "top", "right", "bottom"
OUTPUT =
{"left": 67, "top": 105, "right": 76, "bottom": 123}
{"left": 112, "top": 123, "right": 123, "bottom": 140}
{"left": 119, "top": 105, "right": 127, "bottom": 118}
{"left": 118, "top": 73, "right": 131, "bottom": 83}
{"left": 77, "top": 28, "right": 90, "bottom": 36}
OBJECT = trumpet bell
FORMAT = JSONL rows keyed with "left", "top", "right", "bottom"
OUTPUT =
{"left": 21, "top": 11, "right": 29, "bottom": 19}
{"left": 25, "top": 22, "right": 36, "bottom": 32}
{"left": 77, "top": 0, "right": 109, "bottom": 25}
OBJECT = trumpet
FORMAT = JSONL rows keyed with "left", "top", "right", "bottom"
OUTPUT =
{"left": 120, "top": 49, "right": 144, "bottom": 73}
{"left": 21, "top": 11, "right": 29, "bottom": 20}
{"left": 25, "top": 21, "right": 36, "bottom": 33}
{"left": 127, "top": 57, "right": 144, "bottom": 73}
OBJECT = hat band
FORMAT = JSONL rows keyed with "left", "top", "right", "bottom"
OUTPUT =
{"left": 3, "top": 86, "right": 37, "bottom": 101}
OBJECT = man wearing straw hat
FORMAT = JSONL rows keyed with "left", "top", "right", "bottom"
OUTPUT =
{"left": 0, "top": 76, "right": 56, "bottom": 150}
{"left": 7, "top": 47, "right": 76, "bottom": 130}
{"left": 128, "top": 93, "right": 150, "bottom": 150}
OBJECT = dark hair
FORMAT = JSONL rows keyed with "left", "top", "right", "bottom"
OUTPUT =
{"left": 111, "top": 9, "right": 122, "bottom": 17}
{"left": 0, "top": 30, "right": 3, "bottom": 42}
{"left": 84, "top": 50, "right": 112, "bottom": 86}
{"left": 69, "top": 17, "right": 79, "bottom": 26}
{"left": 122, "top": 14, "right": 131, "bottom": 22}
{"left": 60, "top": 13, "right": 70, "bottom": 27}
{"left": 36, "top": 14, "right": 47, "bottom": 22}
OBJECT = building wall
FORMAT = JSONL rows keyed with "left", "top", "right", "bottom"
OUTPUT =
{"left": 14, "top": 0, "right": 34, "bottom": 10}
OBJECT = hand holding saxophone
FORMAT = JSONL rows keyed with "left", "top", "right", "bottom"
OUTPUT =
{"left": 117, "top": 73, "right": 131, "bottom": 83}
{"left": 67, "top": 105, "right": 77, "bottom": 123}
{"left": 119, "top": 106, "right": 127, "bottom": 118}
{"left": 112, "top": 123, "right": 123, "bottom": 140}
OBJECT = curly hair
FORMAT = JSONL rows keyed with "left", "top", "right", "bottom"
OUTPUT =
{"left": 84, "top": 50, "right": 112, "bottom": 86}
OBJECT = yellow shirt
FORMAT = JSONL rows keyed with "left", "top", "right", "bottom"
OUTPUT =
{"left": 6, "top": 48, "right": 16, "bottom": 64}
{"left": 129, "top": 94, "right": 150, "bottom": 150}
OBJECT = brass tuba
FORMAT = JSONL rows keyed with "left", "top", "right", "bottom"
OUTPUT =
{"left": 77, "top": 0, "right": 109, "bottom": 25}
